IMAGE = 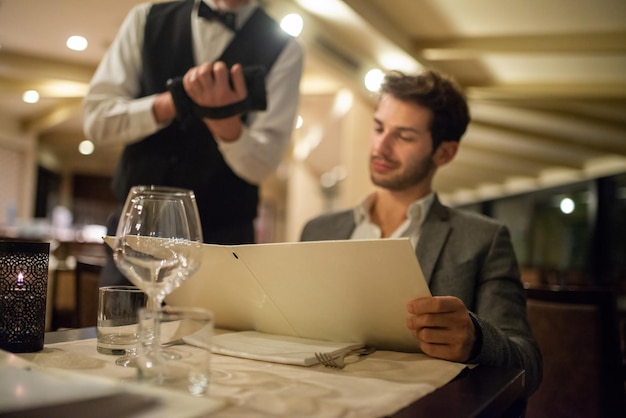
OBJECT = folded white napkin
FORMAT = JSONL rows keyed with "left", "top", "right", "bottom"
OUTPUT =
{"left": 209, "top": 331, "right": 364, "bottom": 366}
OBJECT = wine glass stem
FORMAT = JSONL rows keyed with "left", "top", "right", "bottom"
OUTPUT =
{"left": 147, "top": 264, "right": 164, "bottom": 353}
{"left": 148, "top": 292, "right": 164, "bottom": 353}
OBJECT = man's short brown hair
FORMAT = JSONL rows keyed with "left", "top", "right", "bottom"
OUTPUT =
{"left": 380, "top": 69, "right": 470, "bottom": 150}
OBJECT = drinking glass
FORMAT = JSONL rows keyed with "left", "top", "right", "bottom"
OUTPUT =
{"left": 97, "top": 286, "right": 147, "bottom": 356}
{"left": 136, "top": 306, "right": 213, "bottom": 396}
{"left": 112, "top": 185, "right": 203, "bottom": 366}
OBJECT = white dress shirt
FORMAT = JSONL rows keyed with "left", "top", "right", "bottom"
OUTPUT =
{"left": 82, "top": 0, "right": 303, "bottom": 185}
{"left": 351, "top": 192, "right": 435, "bottom": 248}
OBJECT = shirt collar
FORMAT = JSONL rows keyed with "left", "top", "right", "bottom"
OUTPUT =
{"left": 353, "top": 192, "right": 435, "bottom": 227}
{"left": 354, "top": 193, "right": 376, "bottom": 225}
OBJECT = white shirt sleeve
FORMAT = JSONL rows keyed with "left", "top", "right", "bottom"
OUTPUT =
{"left": 82, "top": 3, "right": 163, "bottom": 145}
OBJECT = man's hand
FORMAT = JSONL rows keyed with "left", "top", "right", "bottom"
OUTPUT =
{"left": 406, "top": 296, "right": 477, "bottom": 363}
{"left": 182, "top": 61, "right": 247, "bottom": 141}
{"left": 183, "top": 61, "right": 247, "bottom": 108}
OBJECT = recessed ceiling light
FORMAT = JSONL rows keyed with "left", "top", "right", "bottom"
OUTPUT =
{"left": 559, "top": 197, "right": 575, "bottom": 214}
{"left": 67, "top": 35, "right": 88, "bottom": 51}
{"left": 78, "top": 140, "right": 95, "bottom": 155}
{"left": 22, "top": 90, "right": 40, "bottom": 103}
{"left": 280, "top": 13, "right": 303, "bottom": 37}
{"left": 364, "top": 69, "right": 384, "bottom": 92}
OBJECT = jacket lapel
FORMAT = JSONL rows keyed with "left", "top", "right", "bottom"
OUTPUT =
{"left": 416, "top": 196, "right": 451, "bottom": 285}
{"left": 334, "top": 211, "right": 357, "bottom": 240}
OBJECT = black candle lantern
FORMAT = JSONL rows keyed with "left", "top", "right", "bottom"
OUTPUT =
{"left": 0, "top": 241, "right": 50, "bottom": 353}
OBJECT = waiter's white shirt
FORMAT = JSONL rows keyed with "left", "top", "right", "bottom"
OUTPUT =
{"left": 83, "top": 0, "right": 303, "bottom": 184}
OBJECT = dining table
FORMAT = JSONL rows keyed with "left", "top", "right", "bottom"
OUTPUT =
{"left": 2, "top": 328, "right": 526, "bottom": 418}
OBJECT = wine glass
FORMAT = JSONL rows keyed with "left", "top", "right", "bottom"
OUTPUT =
{"left": 112, "top": 185, "right": 203, "bottom": 366}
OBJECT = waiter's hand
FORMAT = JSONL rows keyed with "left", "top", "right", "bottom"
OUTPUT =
{"left": 406, "top": 296, "right": 477, "bottom": 363}
{"left": 183, "top": 61, "right": 247, "bottom": 108}
{"left": 182, "top": 61, "right": 247, "bottom": 141}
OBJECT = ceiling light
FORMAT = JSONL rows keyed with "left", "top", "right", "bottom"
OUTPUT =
{"left": 559, "top": 198, "right": 575, "bottom": 214}
{"left": 22, "top": 90, "right": 39, "bottom": 103}
{"left": 280, "top": 13, "right": 303, "bottom": 37}
{"left": 364, "top": 69, "right": 384, "bottom": 92}
{"left": 66, "top": 35, "right": 88, "bottom": 51}
{"left": 78, "top": 140, "right": 95, "bottom": 155}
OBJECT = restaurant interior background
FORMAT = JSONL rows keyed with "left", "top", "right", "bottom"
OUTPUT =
{"left": 0, "top": 1, "right": 625, "bottom": 322}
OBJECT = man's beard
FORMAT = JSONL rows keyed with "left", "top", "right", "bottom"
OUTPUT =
{"left": 370, "top": 154, "right": 435, "bottom": 191}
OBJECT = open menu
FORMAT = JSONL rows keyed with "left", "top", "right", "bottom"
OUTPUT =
{"left": 164, "top": 238, "right": 430, "bottom": 353}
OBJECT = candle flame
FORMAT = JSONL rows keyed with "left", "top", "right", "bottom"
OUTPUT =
{"left": 17, "top": 272, "right": 24, "bottom": 286}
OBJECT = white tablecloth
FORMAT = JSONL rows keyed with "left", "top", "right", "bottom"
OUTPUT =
{"left": 17, "top": 337, "right": 467, "bottom": 418}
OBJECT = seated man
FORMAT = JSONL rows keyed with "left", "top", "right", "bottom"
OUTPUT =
{"left": 300, "top": 69, "right": 542, "bottom": 396}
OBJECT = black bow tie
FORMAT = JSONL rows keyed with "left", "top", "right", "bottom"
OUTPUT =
{"left": 198, "top": 2, "right": 236, "bottom": 30}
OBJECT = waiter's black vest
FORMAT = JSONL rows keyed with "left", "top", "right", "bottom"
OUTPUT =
{"left": 112, "top": 0, "right": 289, "bottom": 238}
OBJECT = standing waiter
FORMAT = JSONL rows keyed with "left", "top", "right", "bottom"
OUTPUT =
{"left": 83, "top": 0, "right": 303, "bottom": 285}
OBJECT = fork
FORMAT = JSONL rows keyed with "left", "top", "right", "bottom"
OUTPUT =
{"left": 315, "top": 347, "right": 376, "bottom": 369}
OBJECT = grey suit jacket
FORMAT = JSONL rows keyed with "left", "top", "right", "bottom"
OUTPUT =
{"left": 301, "top": 196, "right": 542, "bottom": 396}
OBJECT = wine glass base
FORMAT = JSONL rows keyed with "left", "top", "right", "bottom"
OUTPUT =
{"left": 115, "top": 355, "right": 138, "bottom": 367}
{"left": 115, "top": 347, "right": 182, "bottom": 368}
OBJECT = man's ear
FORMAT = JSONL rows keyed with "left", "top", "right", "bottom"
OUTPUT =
{"left": 433, "top": 141, "right": 458, "bottom": 167}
